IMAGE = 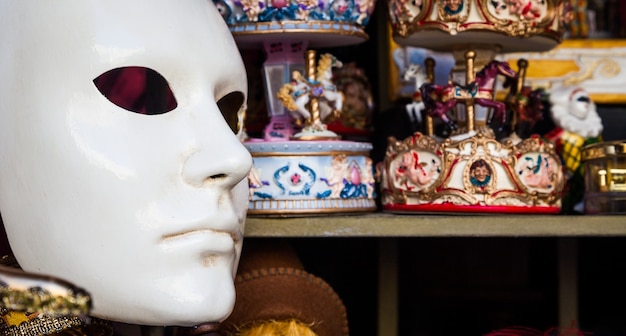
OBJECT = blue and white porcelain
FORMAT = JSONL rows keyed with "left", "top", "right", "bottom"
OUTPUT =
{"left": 246, "top": 140, "right": 377, "bottom": 215}
{"left": 214, "top": 0, "right": 376, "bottom": 47}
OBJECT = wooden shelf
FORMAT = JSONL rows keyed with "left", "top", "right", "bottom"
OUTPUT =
{"left": 246, "top": 213, "right": 626, "bottom": 335}
{"left": 245, "top": 213, "right": 626, "bottom": 238}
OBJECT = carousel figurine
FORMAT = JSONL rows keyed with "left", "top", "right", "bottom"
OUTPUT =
{"left": 216, "top": 0, "right": 379, "bottom": 215}
{"left": 328, "top": 62, "right": 376, "bottom": 137}
{"left": 378, "top": 0, "right": 570, "bottom": 214}
{"left": 277, "top": 51, "right": 345, "bottom": 140}
{"left": 419, "top": 51, "right": 518, "bottom": 138}
{"left": 402, "top": 58, "right": 436, "bottom": 134}
{"left": 503, "top": 59, "right": 547, "bottom": 142}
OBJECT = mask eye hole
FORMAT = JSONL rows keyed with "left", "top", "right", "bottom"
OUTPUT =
{"left": 576, "top": 96, "right": 590, "bottom": 103}
{"left": 93, "top": 66, "right": 177, "bottom": 115}
{"left": 217, "top": 91, "right": 244, "bottom": 134}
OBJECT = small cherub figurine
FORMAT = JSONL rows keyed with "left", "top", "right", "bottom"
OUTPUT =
{"left": 395, "top": 150, "right": 440, "bottom": 190}
{"left": 505, "top": 0, "right": 542, "bottom": 20}
{"left": 519, "top": 154, "right": 559, "bottom": 190}
{"left": 356, "top": 0, "right": 375, "bottom": 24}
{"left": 297, "top": 0, "right": 319, "bottom": 20}
{"left": 240, "top": 0, "right": 264, "bottom": 21}
{"left": 323, "top": 155, "right": 349, "bottom": 198}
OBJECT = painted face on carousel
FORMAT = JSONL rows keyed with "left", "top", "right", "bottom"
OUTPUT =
{"left": 0, "top": 0, "right": 252, "bottom": 327}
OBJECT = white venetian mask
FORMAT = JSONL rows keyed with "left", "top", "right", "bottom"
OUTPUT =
{"left": 0, "top": 0, "right": 252, "bottom": 326}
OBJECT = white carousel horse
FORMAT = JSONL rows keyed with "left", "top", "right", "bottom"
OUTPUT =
{"left": 403, "top": 63, "right": 427, "bottom": 126}
{"left": 277, "top": 53, "right": 344, "bottom": 124}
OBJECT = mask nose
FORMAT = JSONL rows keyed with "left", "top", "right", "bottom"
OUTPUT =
{"left": 182, "top": 138, "right": 252, "bottom": 189}
{"left": 180, "top": 96, "right": 252, "bottom": 189}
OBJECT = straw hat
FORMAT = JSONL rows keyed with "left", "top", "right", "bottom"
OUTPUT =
{"left": 220, "top": 240, "right": 349, "bottom": 336}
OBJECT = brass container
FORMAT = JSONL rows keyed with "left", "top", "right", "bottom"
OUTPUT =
{"left": 582, "top": 140, "right": 626, "bottom": 214}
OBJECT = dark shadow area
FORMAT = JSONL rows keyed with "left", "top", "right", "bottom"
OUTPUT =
{"left": 578, "top": 237, "right": 626, "bottom": 336}
{"left": 397, "top": 238, "right": 559, "bottom": 336}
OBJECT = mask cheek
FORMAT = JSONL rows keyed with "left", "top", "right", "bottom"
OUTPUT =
{"left": 232, "top": 179, "right": 250, "bottom": 221}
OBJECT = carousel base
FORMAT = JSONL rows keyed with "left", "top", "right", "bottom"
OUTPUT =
{"left": 245, "top": 140, "right": 376, "bottom": 216}
{"left": 384, "top": 203, "right": 561, "bottom": 215}
{"left": 377, "top": 132, "right": 565, "bottom": 215}
{"left": 229, "top": 22, "right": 369, "bottom": 49}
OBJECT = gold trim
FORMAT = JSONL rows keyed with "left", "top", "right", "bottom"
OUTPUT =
{"left": 250, "top": 151, "right": 371, "bottom": 157}
{"left": 248, "top": 198, "right": 377, "bottom": 215}
{"left": 388, "top": 0, "right": 430, "bottom": 36}
{"left": 291, "top": 135, "right": 341, "bottom": 141}
{"left": 391, "top": 0, "right": 564, "bottom": 40}
{"left": 507, "top": 59, "right": 581, "bottom": 79}
{"left": 563, "top": 58, "right": 620, "bottom": 86}
{"left": 380, "top": 133, "right": 565, "bottom": 208}
{"left": 479, "top": 0, "right": 557, "bottom": 38}
{"left": 437, "top": 0, "right": 471, "bottom": 24}
{"left": 383, "top": 133, "right": 446, "bottom": 198}
{"left": 588, "top": 93, "right": 626, "bottom": 104}
{"left": 230, "top": 21, "right": 369, "bottom": 40}
{"left": 582, "top": 141, "right": 626, "bottom": 161}
{"left": 497, "top": 91, "right": 626, "bottom": 105}
{"left": 561, "top": 39, "right": 626, "bottom": 49}
{"left": 388, "top": 0, "right": 433, "bottom": 37}
{"left": 248, "top": 207, "right": 377, "bottom": 216}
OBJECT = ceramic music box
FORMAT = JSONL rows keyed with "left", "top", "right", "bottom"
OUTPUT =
{"left": 216, "top": 0, "right": 378, "bottom": 215}
{"left": 246, "top": 140, "right": 376, "bottom": 215}
{"left": 378, "top": 0, "right": 571, "bottom": 214}
{"left": 214, "top": 0, "right": 376, "bottom": 48}
{"left": 378, "top": 132, "right": 564, "bottom": 214}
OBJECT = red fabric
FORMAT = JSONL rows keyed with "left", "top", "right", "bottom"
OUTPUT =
{"left": 484, "top": 323, "right": 591, "bottom": 336}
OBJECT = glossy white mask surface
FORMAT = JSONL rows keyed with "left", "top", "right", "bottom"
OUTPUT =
{"left": 0, "top": 0, "right": 252, "bottom": 326}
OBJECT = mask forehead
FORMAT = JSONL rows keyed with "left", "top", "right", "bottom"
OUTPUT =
{"left": 0, "top": 0, "right": 246, "bottom": 98}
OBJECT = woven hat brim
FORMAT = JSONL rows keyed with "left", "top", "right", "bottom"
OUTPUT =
{"left": 221, "top": 267, "right": 349, "bottom": 336}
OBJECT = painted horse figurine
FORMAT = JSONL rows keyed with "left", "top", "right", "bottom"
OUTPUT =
{"left": 419, "top": 60, "right": 518, "bottom": 132}
{"left": 277, "top": 53, "right": 344, "bottom": 125}
{"left": 511, "top": 86, "right": 545, "bottom": 138}
{"left": 419, "top": 82, "right": 458, "bottom": 132}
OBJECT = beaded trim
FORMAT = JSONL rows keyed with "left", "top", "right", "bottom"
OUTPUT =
{"left": 0, "top": 256, "right": 91, "bottom": 317}
{"left": 0, "top": 315, "right": 83, "bottom": 336}
{"left": 0, "top": 255, "right": 109, "bottom": 336}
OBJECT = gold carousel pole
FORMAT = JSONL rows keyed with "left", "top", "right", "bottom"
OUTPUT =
{"left": 424, "top": 57, "right": 436, "bottom": 136}
{"left": 464, "top": 50, "right": 476, "bottom": 133}
{"left": 510, "top": 58, "right": 529, "bottom": 133}
{"left": 516, "top": 59, "right": 528, "bottom": 94}
{"left": 306, "top": 49, "right": 319, "bottom": 127}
